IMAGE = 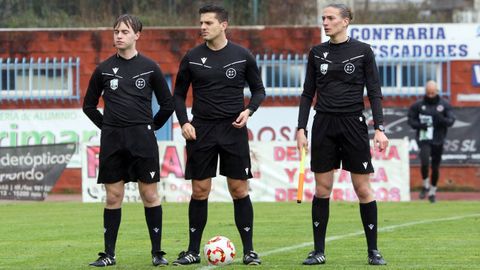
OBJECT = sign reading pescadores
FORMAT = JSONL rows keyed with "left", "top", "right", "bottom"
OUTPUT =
{"left": 0, "top": 143, "right": 76, "bottom": 201}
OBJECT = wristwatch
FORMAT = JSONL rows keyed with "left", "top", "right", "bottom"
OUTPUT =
{"left": 376, "top": 124, "right": 385, "bottom": 132}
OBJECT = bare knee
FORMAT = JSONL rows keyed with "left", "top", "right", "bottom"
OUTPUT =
{"left": 314, "top": 172, "right": 334, "bottom": 198}
{"left": 106, "top": 190, "right": 124, "bottom": 208}
{"left": 354, "top": 185, "right": 373, "bottom": 202}
{"left": 315, "top": 182, "right": 332, "bottom": 198}
{"left": 229, "top": 185, "right": 248, "bottom": 199}
{"left": 141, "top": 189, "right": 159, "bottom": 206}
{"left": 192, "top": 182, "right": 211, "bottom": 200}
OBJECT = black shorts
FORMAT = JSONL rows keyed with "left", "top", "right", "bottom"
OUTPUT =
{"left": 185, "top": 117, "right": 252, "bottom": 180}
{"left": 98, "top": 124, "right": 160, "bottom": 184}
{"left": 310, "top": 112, "right": 374, "bottom": 174}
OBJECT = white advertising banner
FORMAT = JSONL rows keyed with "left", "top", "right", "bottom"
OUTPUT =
{"left": 321, "top": 23, "right": 480, "bottom": 59}
{"left": 0, "top": 109, "right": 100, "bottom": 168}
{"left": 81, "top": 139, "right": 410, "bottom": 203}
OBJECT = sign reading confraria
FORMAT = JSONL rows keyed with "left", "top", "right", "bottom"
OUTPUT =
{"left": 0, "top": 144, "right": 76, "bottom": 201}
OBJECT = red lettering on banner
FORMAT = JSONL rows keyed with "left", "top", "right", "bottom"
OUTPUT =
{"left": 87, "top": 146, "right": 100, "bottom": 178}
{"left": 338, "top": 170, "right": 351, "bottom": 183}
{"left": 275, "top": 188, "right": 286, "bottom": 201}
{"left": 284, "top": 167, "right": 313, "bottom": 184}
{"left": 279, "top": 126, "right": 292, "bottom": 141}
{"left": 332, "top": 188, "right": 358, "bottom": 201}
{"left": 387, "top": 146, "right": 400, "bottom": 160}
{"left": 304, "top": 188, "right": 314, "bottom": 201}
{"left": 160, "top": 146, "right": 184, "bottom": 177}
{"left": 258, "top": 127, "right": 276, "bottom": 141}
{"left": 248, "top": 126, "right": 296, "bottom": 142}
{"left": 369, "top": 167, "right": 388, "bottom": 182}
{"left": 332, "top": 187, "right": 402, "bottom": 201}
{"left": 285, "top": 168, "right": 297, "bottom": 183}
{"left": 374, "top": 187, "right": 401, "bottom": 201}
{"left": 273, "top": 147, "right": 284, "bottom": 161}
{"left": 273, "top": 146, "right": 300, "bottom": 161}
{"left": 247, "top": 128, "right": 254, "bottom": 141}
{"left": 371, "top": 145, "right": 400, "bottom": 160}
{"left": 275, "top": 188, "right": 315, "bottom": 202}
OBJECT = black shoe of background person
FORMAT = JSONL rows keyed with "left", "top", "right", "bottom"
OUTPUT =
{"left": 89, "top": 252, "right": 116, "bottom": 267}
{"left": 419, "top": 187, "right": 429, "bottom": 199}
{"left": 243, "top": 250, "right": 261, "bottom": 265}
{"left": 152, "top": 250, "right": 168, "bottom": 266}
{"left": 368, "top": 249, "right": 387, "bottom": 265}
{"left": 172, "top": 250, "right": 200, "bottom": 266}
{"left": 302, "top": 250, "right": 326, "bottom": 265}
{"left": 428, "top": 194, "right": 436, "bottom": 203}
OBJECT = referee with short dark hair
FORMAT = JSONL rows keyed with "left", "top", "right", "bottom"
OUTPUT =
{"left": 83, "top": 14, "right": 174, "bottom": 267}
{"left": 296, "top": 3, "right": 389, "bottom": 266}
{"left": 172, "top": 4, "right": 265, "bottom": 266}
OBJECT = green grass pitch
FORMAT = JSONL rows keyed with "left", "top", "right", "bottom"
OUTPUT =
{"left": 0, "top": 201, "right": 479, "bottom": 269}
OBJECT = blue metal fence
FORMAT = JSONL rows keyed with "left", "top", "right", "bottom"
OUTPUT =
{"left": 249, "top": 54, "right": 451, "bottom": 98}
{"left": 0, "top": 57, "right": 80, "bottom": 103}
{"left": 1, "top": 55, "right": 451, "bottom": 103}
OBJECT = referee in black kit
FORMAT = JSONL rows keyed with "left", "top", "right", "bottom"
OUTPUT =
{"left": 83, "top": 14, "right": 174, "bottom": 267}
{"left": 296, "top": 4, "right": 389, "bottom": 266}
{"left": 172, "top": 4, "right": 265, "bottom": 266}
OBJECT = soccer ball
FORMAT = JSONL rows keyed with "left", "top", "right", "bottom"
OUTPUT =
{"left": 203, "top": 236, "right": 236, "bottom": 265}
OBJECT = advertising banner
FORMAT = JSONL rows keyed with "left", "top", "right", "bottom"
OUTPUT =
{"left": 368, "top": 107, "right": 480, "bottom": 165}
{"left": 82, "top": 139, "right": 409, "bottom": 203}
{"left": 0, "top": 109, "right": 100, "bottom": 168}
{"left": 0, "top": 143, "right": 76, "bottom": 201}
{"left": 321, "top": 24, "right": 480, "bottom": 59}
{"left": 173, "top": 107, "right": 479, "bottom": 165}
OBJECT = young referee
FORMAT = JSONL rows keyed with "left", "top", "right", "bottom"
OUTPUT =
{"left": 172, "top": 4, "right": 266, "bottom": 266}
{"left": 296, "top": 3, "right": 389, "bottom": 266}
{"left": 83, "top": 14, "right": 174, "bottom": 267}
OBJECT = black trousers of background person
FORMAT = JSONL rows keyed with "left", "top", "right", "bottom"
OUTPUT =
{"left": 419, "top": 142, "right": 444, "bottom": 187}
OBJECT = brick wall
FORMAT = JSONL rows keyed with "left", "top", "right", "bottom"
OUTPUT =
{"left": 1, "top": 26, "right": 478, "bottom": 193}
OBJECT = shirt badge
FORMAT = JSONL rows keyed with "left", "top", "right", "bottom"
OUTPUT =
{"left": 201, "top": 57, "right": 207, "bottom": 64}
{"left": 110, "top": 79, "right": 118, "bottom": 90}
{"left": 344, "top": 63, "right": 355, "bottom": 74}
{"left": 437, "top": 105, "right": 444, "bottom": 112}
{"left": 320, "top": 64, "right": 328, "bottom": 75}
{"left": 226, "top": 68, "right": 236, "bottom": 79}
{"left": 135, "top": 78, "right": 146, "bottom": 89}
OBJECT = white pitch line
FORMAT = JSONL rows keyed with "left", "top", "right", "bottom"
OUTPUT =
{"left": 198, "top": 213, "right": 480, "bottom": 269}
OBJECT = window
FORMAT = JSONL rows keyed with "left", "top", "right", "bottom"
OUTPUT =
{"left": 248, "top": 55, "right": 450, "bottom": 98}
{"left": 0, "top": 57, "right": 80, "bottom": 101}
{"left": 376, "top": 59, "right": 446, "bottom": 97}
{"left": 245, "top": 54, "right": 307, "bottom": 97}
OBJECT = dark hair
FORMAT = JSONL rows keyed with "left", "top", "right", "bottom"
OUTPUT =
{"left": 113, "top": 14, "right": 142, "bottom": 33}
{"left": 325, "top": 3, "right": 353, "bottom": 21}
{"left": 199, "top": 4, "right": 228, "bottom": 22}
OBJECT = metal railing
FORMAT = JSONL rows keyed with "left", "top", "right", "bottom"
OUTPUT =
{"left": 247, "top": 54, "right": 451, "bottom": 98}
{"left": 0, "top": 57, "right": 80, "bottom": 103}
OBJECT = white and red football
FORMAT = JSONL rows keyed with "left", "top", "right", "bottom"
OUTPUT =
{"left": 203, "top": 236, "right": 236, "bottom": 265}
